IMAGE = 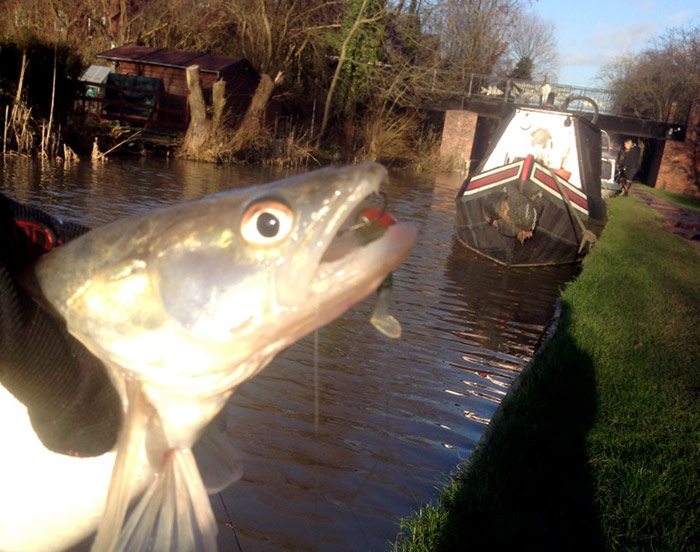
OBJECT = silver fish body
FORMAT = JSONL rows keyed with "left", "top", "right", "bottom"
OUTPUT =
{"left": 0, "top": 163, "right": 417, "bottom": 552}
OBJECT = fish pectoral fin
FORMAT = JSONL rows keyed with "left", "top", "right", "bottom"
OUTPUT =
{"left": 115, "top": 448, "right": 217, "bottom": 552}
{"left": 193, "top": 411, "right": 244, "bottom": 495}
{"left": 91, "top": 380, "right": 148, "bottom": 552}
{"left": 90, "top": 383, "right": 218, "bottom": 552}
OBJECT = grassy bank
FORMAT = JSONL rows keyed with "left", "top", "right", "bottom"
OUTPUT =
{"left": 394, "top": 196, "right": 700, "bottom": 551}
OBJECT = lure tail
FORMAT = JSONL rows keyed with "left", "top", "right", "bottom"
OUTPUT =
{"left": 114, "top": 448, "right": 217, "bottom": 552}
{"left": 370, "top": 273, "right": 402, "bottom": 339}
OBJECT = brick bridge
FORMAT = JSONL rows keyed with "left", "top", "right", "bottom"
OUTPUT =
{"left": 429, "top": 73, "right": 697, "bottom": 195}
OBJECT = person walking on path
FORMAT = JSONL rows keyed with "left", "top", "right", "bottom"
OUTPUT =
{"left": 616, "top": 138, "right": 641, "bottom": 196}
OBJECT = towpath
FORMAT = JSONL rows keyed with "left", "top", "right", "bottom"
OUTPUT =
{"left": 630, "top": 186, "right": 700, "bottom": 251}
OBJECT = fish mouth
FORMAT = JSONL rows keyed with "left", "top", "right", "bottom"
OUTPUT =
{"left": 307, "top": 186, "right": 417, "bottom": 318}
{"left": 319, "top": 191, "right": 393, "bottom": 263}
{"left": 272, "top": 163, "right": 417, "bottom": 313}
{"left": 314, "top": 218, "right": 416, "bottom": 285}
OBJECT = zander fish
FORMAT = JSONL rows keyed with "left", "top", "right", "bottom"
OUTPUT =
{"left": 0, "top": 163, "right": 417, "bottom": 552}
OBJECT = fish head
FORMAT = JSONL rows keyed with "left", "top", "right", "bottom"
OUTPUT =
{"left": 32, "top": 163, "right": 417, "bottom": 395}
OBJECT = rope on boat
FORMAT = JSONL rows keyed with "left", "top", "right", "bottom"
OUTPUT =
{"left": 552, "top": 177, "right": 597, "bottom": 254}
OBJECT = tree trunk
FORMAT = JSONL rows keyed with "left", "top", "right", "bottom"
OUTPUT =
{"left": 317, "top": 0, "right": 370, "bottom": 144}
{"left": 180, "top": 65, "right": 211, "bottom": 157}
{"left": 211, "top": 80, "right": 226, "bottom": 130}
{"left": 181, "top": 66, "right": 276, "bottom": 161}
{"left": 228, "top": 72, "right": 282, "bottom": 154}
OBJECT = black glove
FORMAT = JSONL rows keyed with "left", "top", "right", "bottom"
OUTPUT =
{"left": 0, "top": 194, "right": 122, "bottom": 457}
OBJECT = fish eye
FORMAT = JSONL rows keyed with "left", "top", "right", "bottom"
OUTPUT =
{"left": 241, "top": 199, "right": 294, "bottom": 245}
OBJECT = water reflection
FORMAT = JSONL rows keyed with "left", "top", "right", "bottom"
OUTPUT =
{"left": 0, "top": 156, "right": 577, "bottom": 551}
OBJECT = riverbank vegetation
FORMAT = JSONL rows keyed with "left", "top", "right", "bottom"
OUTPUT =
{"left": 0, "top": 40, "right": 84, "bottom": 159}
{"left": 0, "top": 0, "right": 560, "bottom": 165}
{"left": 393, "top": 195, "right": 700, "bottom": 551}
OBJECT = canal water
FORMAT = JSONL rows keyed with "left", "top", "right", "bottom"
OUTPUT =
{"left": 0, "top": 156, "right": 577, "bottom": 552}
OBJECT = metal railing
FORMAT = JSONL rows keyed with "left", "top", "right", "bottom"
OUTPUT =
{"left": 418, "top": 70, "right": 688, "bottom": 125}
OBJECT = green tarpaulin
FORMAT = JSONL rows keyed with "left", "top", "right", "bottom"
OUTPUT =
{"left": 102, "top": 73, "right": 165, "bottom": 120}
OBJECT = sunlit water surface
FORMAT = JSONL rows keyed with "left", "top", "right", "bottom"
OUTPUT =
{"left": 1, "top": 156, "right": 577, "bottom": 551}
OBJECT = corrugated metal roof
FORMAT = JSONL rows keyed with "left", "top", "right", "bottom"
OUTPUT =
{"left": 80, "top": 64, "right": 111, "bottom": 83}
{"left": 96, "top": 45, "right": 248, "bottom": 76}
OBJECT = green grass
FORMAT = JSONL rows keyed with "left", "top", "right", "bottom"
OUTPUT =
{"left": 645, "top": 187, "right": 700, "bottom": 212}
{"left": 393, "top": 196, "right": 700, "bottom": 552}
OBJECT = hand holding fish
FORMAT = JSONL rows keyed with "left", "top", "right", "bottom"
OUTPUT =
{"left": 0, "top": 194, "right": 122, "bottom": 459}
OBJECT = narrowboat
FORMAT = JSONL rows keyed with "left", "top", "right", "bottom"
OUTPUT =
{"left": 455, "top": 106, "right": 607, "bottom": 267}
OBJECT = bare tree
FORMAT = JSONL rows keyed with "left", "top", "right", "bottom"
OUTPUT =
{"left": 212, "top": 0, "right": 339, "bottom": 76}
{"left": 598, "top": 23, "right": 700, "bottom": 123}
{"left": 503, "top": 11, "right": 559, "bottom": 81}
{"left": 425, "top": 0, "right": 522, "bottom": 75}
{"left": 0, "top": 0, "right": 146, "bottom": 60}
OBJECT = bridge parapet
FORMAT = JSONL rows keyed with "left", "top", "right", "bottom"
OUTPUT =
{"left": 421, "top": 70, "right": 688, "bottom": 129}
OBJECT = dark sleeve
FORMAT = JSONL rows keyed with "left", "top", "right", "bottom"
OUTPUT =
{"left": 623, "top": 148, "right": 640, "bottom": 179}
{"left": 0, "top": 193, "right": 122, "bottom": 457}
{"left": 0, "top": 194, "right": 89, "bottom": 272}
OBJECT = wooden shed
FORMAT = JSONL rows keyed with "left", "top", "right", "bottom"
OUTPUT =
{"left": 94, "top": 45, "right": 259, "bottom": 132}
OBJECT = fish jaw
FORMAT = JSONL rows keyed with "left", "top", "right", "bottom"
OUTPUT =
{"left": 261, "top": 222, "right": 418, "bottom": 358}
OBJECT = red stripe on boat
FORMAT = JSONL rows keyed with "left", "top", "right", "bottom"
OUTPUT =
{"left": 533, "top": 168, "right": 589, "bottom": 210}
{"left": 467, "top": 165, "right": 520, "bottom": 191}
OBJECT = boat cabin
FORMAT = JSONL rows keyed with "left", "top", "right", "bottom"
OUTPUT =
{"left": 481, "top": 107, "right": 601, "bottom": 191}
